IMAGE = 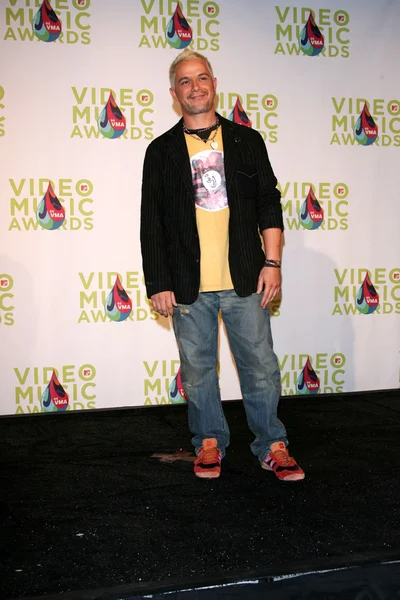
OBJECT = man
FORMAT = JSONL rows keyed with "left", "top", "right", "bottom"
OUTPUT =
{"left": 140, "top": 50, "right": 304, "bottom": 482}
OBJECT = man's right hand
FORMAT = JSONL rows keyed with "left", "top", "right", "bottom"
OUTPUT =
{"left": 150, "top": 291, "right": 177, "bottom": 317}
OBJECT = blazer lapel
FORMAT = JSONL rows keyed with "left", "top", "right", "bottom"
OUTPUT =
{"left": 219, "top": 115, "right": 242, "bottom": 196}
{"left": 167, "top": 119, "right": 194, "bottom": 198}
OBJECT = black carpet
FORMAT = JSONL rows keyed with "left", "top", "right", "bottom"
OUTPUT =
{"left": 1, "top": 390, "right": 399, "bottom": 600}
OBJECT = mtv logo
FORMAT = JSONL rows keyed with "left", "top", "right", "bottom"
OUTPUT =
{"left": 338, "top": 14, "right": 345, "bottom": 22}
{"left": 0, "top": 278, "right": 9, "bottom": 287}
{"left": 391, "top": 104, "right": 399, "bottom": 113}
{"left": 141, "top": 94, "right": 149, "bottom": 102}
{"left": 83, "top": 369, "right": 91, "bottom": 377}
{"left": 80, "top": 184, "right": 88, "bottom": 192}
{"left": 207, "top": 6, "right": 215, "bottom": 13}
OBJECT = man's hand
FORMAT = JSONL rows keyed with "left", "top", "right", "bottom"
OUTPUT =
{"left": 150, "top": 291, "right": 177, "bottom": 317}
{"left": 256, "top": 267, "right": 281, "bottom": 309}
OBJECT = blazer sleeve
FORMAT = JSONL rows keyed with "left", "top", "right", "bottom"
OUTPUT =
{"left": 251, "top": 130, "right": 284, "bottom": 232}
{"left": 140, "top": 141, "right": 173, "bottom": 298}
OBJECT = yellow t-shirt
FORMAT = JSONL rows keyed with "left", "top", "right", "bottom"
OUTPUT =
{"left": 185, "top": 129, "right": 234, "bottom": 292}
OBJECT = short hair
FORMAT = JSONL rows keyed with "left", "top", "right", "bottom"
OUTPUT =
{"left": 169, "top": 49, "right": 214, "bottom": 89}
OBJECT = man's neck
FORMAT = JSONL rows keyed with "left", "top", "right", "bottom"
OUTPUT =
{"left": 182, "top": 111, "right": 217, "bottom": 131}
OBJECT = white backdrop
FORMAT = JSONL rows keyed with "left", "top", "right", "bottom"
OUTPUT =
{"left": 0, "top": 0, "right": 399, "bottom": 415}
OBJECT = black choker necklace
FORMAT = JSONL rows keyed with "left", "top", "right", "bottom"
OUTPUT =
{"left": 182, "top": 117, "right": 219, "bottom": 135}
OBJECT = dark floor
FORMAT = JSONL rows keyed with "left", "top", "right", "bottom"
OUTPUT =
{"left": 0, "top": 390, "right": 399, "bottom": 600}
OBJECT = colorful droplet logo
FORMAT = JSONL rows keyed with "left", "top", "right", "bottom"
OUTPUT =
{"left": 32, "top": 0, "right": 62, "bottom": 42}
{"left": 298, "top": 187, "right": 324, "bottom": 230}
{"left": 98, "top": 92, "right": 127, "bottom": 139}
{"left": 168, "top": 368, "right": 188, "bottom": 404}
{"left": 104, "top": 276, "right": 132, "bottom": 322}
{"left": 165, "top": 3, "right": 193, "bottom": 49}
{"left": 228, "top": 97, "right": 252, "bottom": 128}
{"left": 41, "top": 371, "right": 69, "bottom": 412}
{"left": 296, "top": 358, "right": 320, "bottom": 395}
{"left": 299, "top": 12, "right": 325, "bottom": 56}
{"left": 36, "top": 182, "right": 65, "bottom": 230}
{"left": 355, "top": 272, "right": 379, "bottom": 314}
{"left": 354, "top": 103, "right": 378, "bottom": 146}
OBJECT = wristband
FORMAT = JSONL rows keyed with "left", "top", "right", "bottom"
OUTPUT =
{"left": 264, "top": 259, "right": 281, "bottom": 269}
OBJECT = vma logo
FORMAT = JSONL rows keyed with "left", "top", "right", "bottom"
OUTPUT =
{"left": 331, "top": 97, "right": 400, "bottom": 147}
{"left": 274, "top": 6, "right": 350, "bottom": 58}
{"left": 3, "top": 0, "right": 91, "bottom": 44}
{"left": 41, "top": 370, "right": 69, "bottom": 412}
{"left": 14, "top": 364, "right": 96, "bottom": 414}
{"left": 8, "top": 178, "right": 94, "bottom": 231}
{"left": 217, "top": 93, "right": 278, "bottom": 144}
{"left": 71, "top": 87, "right": 154, "bottom": 140}
{"left": 333, "top": 268, "right": 400, "bottom": 316}
{"left": 279, "top": 352, "right": 346, "bottom": 395}
{"left": 278, "top": 181, "right": 349, "bottom": 231}
{"left": 0, "top": 85, "right": 5, "bottom": 137}
{"left": 143, "top": 359, "right": 188, "bottom": 405}
{"left": 0, "top": 274, "right": 14, "bottom": 326}
{"left": 139, "top": 0, "right": 220, "bottom": 51}
{"left": 78, "top": 271, "right": 158, "bottom": 324}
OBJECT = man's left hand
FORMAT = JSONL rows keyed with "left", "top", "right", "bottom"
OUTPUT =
{"left": 256, "top": 266, "right": 281, "bottom": 309}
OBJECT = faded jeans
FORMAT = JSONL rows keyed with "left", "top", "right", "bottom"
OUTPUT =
{"left": 172, "top": 290, "right": 287, "bottom": 462}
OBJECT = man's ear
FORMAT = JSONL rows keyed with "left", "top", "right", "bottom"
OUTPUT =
{"left": 170, "top": 88, "right": 177, "bottom": 101}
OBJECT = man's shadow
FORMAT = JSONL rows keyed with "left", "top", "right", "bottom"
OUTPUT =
{"left": 274, "top": 228, "right": 355, "bottom": 395}
{"left": 0, "top": 254, "right": 37, "bottom": 414}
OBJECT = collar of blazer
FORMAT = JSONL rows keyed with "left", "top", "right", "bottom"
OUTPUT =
{"left": 166, "top": 113, "right": 243, "bottom": 197}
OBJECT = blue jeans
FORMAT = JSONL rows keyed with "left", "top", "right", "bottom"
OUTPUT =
{"left": 172, "top": 290, "right": 288, "bottom": 462}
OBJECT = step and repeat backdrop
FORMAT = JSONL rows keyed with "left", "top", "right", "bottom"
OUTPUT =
{"left": 0, "top": 0, "right": 399, "bottom": 415}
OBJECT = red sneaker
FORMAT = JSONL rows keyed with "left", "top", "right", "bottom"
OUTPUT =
{"left": 261, "top": 441, "right": 305, "bottom": 481}
{"left": 194, "top": 438, "right": 222, "bottom": 479}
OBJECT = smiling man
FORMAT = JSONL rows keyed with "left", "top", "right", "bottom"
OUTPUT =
{"left": 140, "top": 50, "right": 304, "bottom": 482}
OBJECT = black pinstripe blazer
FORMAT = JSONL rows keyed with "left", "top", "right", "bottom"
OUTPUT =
{"left": 140, "top": 114, "right": 283, "bottom": 305}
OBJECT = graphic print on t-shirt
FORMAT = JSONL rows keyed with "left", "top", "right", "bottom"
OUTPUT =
{"left": 190, "top": 150, "right": 227, "bottom": 212}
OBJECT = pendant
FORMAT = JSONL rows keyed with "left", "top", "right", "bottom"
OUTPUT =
{"left": 210, "top": 141, "right": 218, "bottom": 150}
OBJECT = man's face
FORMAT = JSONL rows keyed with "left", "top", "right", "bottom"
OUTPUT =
{"left": 170, "top": 59, "right": 217, "bottom": 116}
